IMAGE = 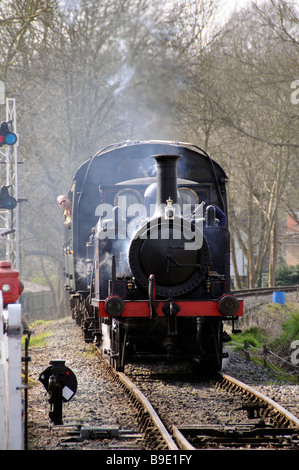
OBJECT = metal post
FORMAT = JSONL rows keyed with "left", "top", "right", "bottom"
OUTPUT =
{"left": 4, "top": 303, "right": 23, "bottom": 449}
{"left": 0, "top": 292, "right": 5, "bottom": 449}
{"left": 23, "top": 330, "right": 32, "bottom": 450}
{"left": 0, "top": 299, "right": 23, "bottom": 450}
{"left": 263, "top": 345, "right": 268, "bottom": 368}
{"left": 244, "top": 340, "right": 250, "bottom": 361}
{"left": 5, "top": 98, "right": 19, "bottom": 270}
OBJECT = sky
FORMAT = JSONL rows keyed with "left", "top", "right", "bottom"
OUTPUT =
{"left": 218, "top": 0, "right": 251, "bottom": 21}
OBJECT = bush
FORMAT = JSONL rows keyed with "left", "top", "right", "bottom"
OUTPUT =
{"left": 270, "top": 312, "right": 299, "bottom": 352}
{"left": 280, "top": 312, "right": 299, "bottom": 341}
{"left": 275, "top": 264, "right": 299, "bottom": 286}
{"left": 231, "top": 326, "right": 266, "bottom": 349}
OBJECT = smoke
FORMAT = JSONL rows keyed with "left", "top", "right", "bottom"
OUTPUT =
{"left": 104, "top": 25, "right": 180, "bottom": 140}
{"left": 99, "top": 252, "right": 113, "bottom": 268}
{"left": 75, "top": 257, "right": 88, "bottom": 279}
{"left": 107, "top": 63, "right": 135, "bottom": 97}
{"left": 106, "top": 39, "right": 135, "bottom": 97}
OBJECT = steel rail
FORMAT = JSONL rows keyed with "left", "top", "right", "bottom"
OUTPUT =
{"left": 118, "top": 372, "right": 179, "bottom": 449}
{"left": 172, "top": 372, "right": 299, "bottom": 450}
{"left": 233, "top": 285, "right": 298, "bottom": 297}
{"left": 103, "top": 361, "right": 179, "bottom": 450}
{"left": 172, "top": 425, "right": 195, "bottom": 450}
{"left": 219, "top": 372, "right": 299, "bottom": 428}
{"left": 96, "top": 346, "right": 299, "bottom": 450}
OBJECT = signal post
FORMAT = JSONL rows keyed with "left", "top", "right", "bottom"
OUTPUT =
{"left": 0, "top": 82, "right": 19, "bottom": 270}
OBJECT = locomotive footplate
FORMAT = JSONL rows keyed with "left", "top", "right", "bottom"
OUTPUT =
{"left": 96, "top": 299, "right": 243, "bottom": 318}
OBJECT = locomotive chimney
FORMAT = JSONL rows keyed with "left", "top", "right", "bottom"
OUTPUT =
{"left": 152, "top": 154, "right": 181, "bottom": 216}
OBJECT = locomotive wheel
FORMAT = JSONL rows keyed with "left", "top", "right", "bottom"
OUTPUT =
{"left": 196, "top": 319, "right": 223, "bottom": 374}
{"left": 82, "top": 318, "right": 94, "bottom": 343}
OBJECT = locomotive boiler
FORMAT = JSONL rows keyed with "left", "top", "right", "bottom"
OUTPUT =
{"left": 63, "top": 141, "right": 243, "bottom": 372}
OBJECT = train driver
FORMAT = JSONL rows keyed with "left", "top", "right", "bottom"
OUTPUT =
{"left": 57, "top": 194, "right": 72, "bottom": 228}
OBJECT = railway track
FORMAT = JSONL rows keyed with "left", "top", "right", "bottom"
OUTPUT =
{"left": 28, "top": 317, "right": 298, "bottom": 452}
{"left": 174, "top": 372, "right": 299, "bottom": 450}
{"left": 101, "top": 356, "right": 299, "bottom": 450}
{"left": 109, "top": 368, "right": 178, "bottom": 450}
{"left": 96, "top": 285, "right": 299, "bottom": 451}
{"left": 233, "top": 285, "right": 298, "bottom": 298}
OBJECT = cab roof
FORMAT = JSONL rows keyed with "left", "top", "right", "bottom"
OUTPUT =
{"left": 73, "top": 140, "right": 227, "bottom": 191}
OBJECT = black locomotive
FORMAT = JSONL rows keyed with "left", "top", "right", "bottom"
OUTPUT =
{"left": 63, "top": 141, "right": 243, "bottom": 372}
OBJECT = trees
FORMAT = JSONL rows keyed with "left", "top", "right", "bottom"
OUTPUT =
{"left": 0, "top": 0, "right": 216, "bottom": 313}
{"left": 224, "top": 1, "right": 299, "bottom": 287}
{"left": 175, "top": 0, "right": 299, "bottom": 287}
{"left": 0, "top": 0, "right": 297, "bottom": 309}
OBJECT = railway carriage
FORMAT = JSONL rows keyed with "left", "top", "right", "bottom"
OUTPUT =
{"left": 63, "top": 141, "right": 243, "bottom": 372}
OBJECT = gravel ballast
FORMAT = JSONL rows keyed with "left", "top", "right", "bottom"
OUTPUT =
{"left": 27, "top": 316, "right": 299, "bottom": 450}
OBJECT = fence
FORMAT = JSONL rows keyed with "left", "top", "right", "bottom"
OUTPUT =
{"left": 241, "top": 340, "right": 299, "bottom": 381}
{"left": 0, "top": 293, "right": 24, "bottom": 450}
{"left": 20, "top": 289, "right": 54, "bottom": 322}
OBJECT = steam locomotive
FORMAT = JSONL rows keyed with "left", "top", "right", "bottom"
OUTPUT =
{"left": 63, "top": 141, "right": 243, "bottom": 372}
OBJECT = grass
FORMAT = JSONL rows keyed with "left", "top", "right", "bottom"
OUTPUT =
{"left": 22, "top": 319, "right": 54, "bottom": 348}
{"left": 82, "top": 344, "right": 98, "bottom": 358}
{"left": 228, "top": 307, "right": 299, "bottom": 382}
{"left": 230, "top": 326, "right": 267, "bottom": 350}
{"left": 269, "top": 312, "right": 299, "bottom": 354}
{"left": 230, "top": 303, "right": 299, "bottom": 350}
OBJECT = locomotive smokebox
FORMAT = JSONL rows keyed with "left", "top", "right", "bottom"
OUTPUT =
{"left": 152, "top": 154, "right": 181, "bottom": 216}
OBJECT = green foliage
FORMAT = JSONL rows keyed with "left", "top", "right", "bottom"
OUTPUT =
{"left": 22, "top": 320, "right": 53, "bottom": 348}
{"left": 0, "top": 0, "right": 297, "bottom": 301}
{"left": 270, "top": 312, "right": 299, "bottom": 350}
{"left": 231, "top": 310, "right": 299, "bottom": 352}
{"left": 30, "top": 277, "right": 49, "bottom": 286}
{"left": 282, "top": 312, "right": 299, "bottom": 338}
{"left": 231, "top": 326, "right": 267, "bottom": 349}
{"left": 275, "top": 264, "right": 299, "bottom": 286}
{"left": 22, "top": 330, "right": 52, "bottom": 348}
